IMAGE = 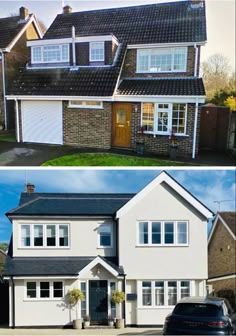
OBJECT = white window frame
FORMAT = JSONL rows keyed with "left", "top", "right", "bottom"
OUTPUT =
{"left": 31, "top": 44, "right": 69, "bottom": 64}
{"left": 89, "top": 41, "right": 105, "bottom": 62}
{"left": 137, "top": 47, "right": 187, "bottom": 73}
{"left": 68, "top": 100, "right": 103, "bottom": 109}
{"left": 138, "top": 280, "right": 191, "bottom": 308}
{"left": 19, "top": 223, "right": 70, "bottom": 249}
{"left": 97, "top": 223, "right": 113, "bottom": 248}
{"left": 25, "top": 280, "right": 64, "bottom": 301}
{"left": 137, "top": 220, "right": 189, "bottom": 247}
{"left": 141, "top": 103, "right": 188, "bottom": 136}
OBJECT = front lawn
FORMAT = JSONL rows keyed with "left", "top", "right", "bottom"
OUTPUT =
{"left": 0, "top": 133, "right": 16, "bottom": 142}
{"left": 42, "top": 153, "right": 193, "bottom": 166}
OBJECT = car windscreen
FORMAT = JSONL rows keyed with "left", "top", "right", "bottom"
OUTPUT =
{"left": 173, "top": 303, "right": 222, "bottom": 317}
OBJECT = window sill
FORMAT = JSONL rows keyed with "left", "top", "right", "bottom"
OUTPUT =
{"left": 68, "top": 105, "right": 104, "bottom": 110}
{"left": 24, "top": 298, "right": 63, "bottom": 302}
{"left": 138, "top": 306, "right": 175, "bottom": 309}
{"left": 136, "top": 244, "right": 189, "bottom": 247}
{"left": 141, "top": 132, "right": 189, "bottom": 137}
{"left": 18, "top": 246, "right": 70, "bottom": 249}
{"left": 136, "top": 70, "right": 186, "bottom": 74}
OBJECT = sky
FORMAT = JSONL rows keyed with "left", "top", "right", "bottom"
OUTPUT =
{"left": 0, "top": 168, "right": 235, "bottom": 243}
{"left": 0, "top": 0, "right": 235, "bottom": 70}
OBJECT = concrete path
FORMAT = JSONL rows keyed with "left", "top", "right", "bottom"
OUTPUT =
{"left": 0, "top": 327, "right": 163, "bottom": 336}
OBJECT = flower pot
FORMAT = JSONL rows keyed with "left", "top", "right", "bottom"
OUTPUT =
{"left": 108, "top": 320, "right": 114, "bottom": 327}
{"left": 73, "top": 319, "right": 82, "bottom": 329}
{"left": 115, "top": 318, "right": 124, "bottom": 329}
{"left": 136, "top": 140, "right": 145, "bottom": 155}
{"left": 169, "top": 144, "right": 178, "bottom": 160}
{"left": 83, "top": 320, "right": 90, "bottom": 328}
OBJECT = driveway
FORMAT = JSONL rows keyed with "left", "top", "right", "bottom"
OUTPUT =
{"left": 0, "top": 141, "right": 235, "bottom": 166}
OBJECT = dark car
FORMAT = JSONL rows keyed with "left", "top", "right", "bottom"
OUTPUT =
{"left": 163, "top": 296, "right": 236, "bottom": 335}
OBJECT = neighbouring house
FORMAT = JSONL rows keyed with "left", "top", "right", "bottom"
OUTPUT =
{"left": 3, "top": 171, "right": 214, "bottom": 327}
{"left": 0, "top": 7, "right": 43, "bottom": 130}
{"left": 0, "top": 249, "right": 6, "bottom": 274}
{"left": 6, "top": 0, "right": 207, "bottom": 158}
{"left": 208, "top": 212, "right": 236, "bottom": 308}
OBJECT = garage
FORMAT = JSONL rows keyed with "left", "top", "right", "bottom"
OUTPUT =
{"left": 21, "top": 101, "right": 63, "bottom": 144}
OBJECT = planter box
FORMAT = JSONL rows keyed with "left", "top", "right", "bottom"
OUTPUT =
{"left": 169, "top": 144, "right": 178, "bottom": 160}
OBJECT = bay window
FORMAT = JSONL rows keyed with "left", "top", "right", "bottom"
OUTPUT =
{"left": 137, "top": 47, "right": 187, "bottom": 73}
{"left": 31, "top": 44, "right": 69, "bottom": 64}
{"left": 142, "top": 103, "right": 187, "bottom": 135}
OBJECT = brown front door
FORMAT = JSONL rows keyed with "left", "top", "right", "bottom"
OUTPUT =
{"left": 112, "top": 103, "right": 131, "bottom": 147}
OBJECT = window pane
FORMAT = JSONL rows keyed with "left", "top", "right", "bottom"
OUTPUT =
{"left": 53, "top": 282, "right": 63, "bottom": 298}
{"left": 165, "top": 222, "right": 174, "bottom": 244}
{"left": 139, "top": 222, "right": 148, "bottom": 244}
{"left": 80, "top": 282, "right": 87, "bottom": 318}
{"left": 43, "top": 45, "right": 61, "bottom": 62}
{"left": 142, "top": 281, "right": 152, "bottom": 306}
{"left": 21, "top": 225, "right": 31, "bottom": 246}
{"left": 172, "top": 104, "right": 187, "bottom": 134}
{"left": 174, "top": 48, "right": 186, "bottom": 71}
{"left": 47, "top": 225, "right": 56, "bottom": 246}
{"left": 168, "top": 281, "right": 177, "bottom": 305}
{"left": 180, "top": 281, "right": 190, "bottom": 299}
{"left": 59, "top": 225, "right": 68, "bottom": 246}
{"left": 142, "top": 103, "right": 154, "bottom": 132}
{"left": 34, "top": 225, "right": 43, "bottom": 246}
{"left": 27, "top": 282, "right": 36, "bottom": 298}
{"left": 152, "top": 222, "right": 161, "bottom": 244}
{"left": 155, "top": 281, "right": 164, "bottom": 306}
{"left": 32, "top": 47, "right": 41, "bottom": 62}
{"left": 177, "top": 222, "right": 187, "bottom": 244}
{"left": 157, "top": 111, "right": 168, "bottom": 132}
{"left": 90, "top": 42, "right": 104, "bottom": 61}
{"left": 40, "top": 282, "right": 50, "bottom": 298}
{"left": 110, "top": 282, "right": 116, "bottom": 318}
{"left": 99, "top": 224, "right": 111, "bottom": 246}
{"left": 138, "top": 50, "right": 149, "bottom": 71}
{"left": 61, "top": 45, "right": 69, "bottom": 61}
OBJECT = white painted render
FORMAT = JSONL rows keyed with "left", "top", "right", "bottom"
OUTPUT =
{"left": 12, "top": 218, "right": 116, "bottom": 257}
{"left": 118, "top": 181, "right": 208, "bottom": 279}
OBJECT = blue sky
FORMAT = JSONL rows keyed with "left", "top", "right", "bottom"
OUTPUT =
{"left": 0, "top": 0, "right": 235, "bottom": 69}
{"left": 0, "top": 168, "right": 235, "bottom": 243}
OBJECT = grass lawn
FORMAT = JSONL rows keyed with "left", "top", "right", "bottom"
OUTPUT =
{"left": 0, "top": 133, "right": 16, "bottom": 142}
{"left": 42, "top": 153, "right": 193, "bottom": 166}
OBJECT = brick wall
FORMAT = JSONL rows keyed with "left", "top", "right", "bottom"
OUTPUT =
{"left": 121, "top": 46, "right": 197, "bottom": 78}
{"left": 208, "top": 219, "right": 236, "bottom": 278}
{"left": 130, "top": 102, "right": 199, "bottom": 157}
{"left": 63, "top": 101, "right": 112, "bottom": 148}
{"left": 208, "top": 279, "right": 236, "bottom": 309}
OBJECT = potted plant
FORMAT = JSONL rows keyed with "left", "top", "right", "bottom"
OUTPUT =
{"left": 136, "top": 125, "right": 146, "bottom": 155}
{"left": 67, "top": 288, "right": 84, "bottom": 329}
{"left": 107, "top": 315, "right": 114, "bottom": 327}
{"left": 111, "top": 290, "right": 125, "bottom": 329}
{"left": 83, "top": 314, "right": 90, "bottom": 328}
{"left": 169, "top": 128, "right": 178, "bottom": 160}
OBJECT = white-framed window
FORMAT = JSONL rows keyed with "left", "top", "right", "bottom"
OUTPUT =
{"left": 31, "top": 44, "right": 69, "bottom": 63}
{"left": 19, "top": 224, "right": 70, "bottom": 248}
{"left": 142, "top": 103, "right": 187, "bottom": 135}
{"left": 90, "top": 42, "right": 105, "bottom": 62}
{"left": 26, "top": 281, "right": 64, "bottom": 300}
{"left": 68, "top": 100, "right": 103, "bottom": 109}
{"left": 80, "top": 282, "right": 87, "bottom": 318}
{"left": 137, "top": 47, "right": 187, "bottom": 73}
{"left": 97, "top": 223, "right": 113, "bottom": 248}
{"left": 137, "top": 220, "right": 188, "bottom": 246}
{"left": 139, "top": 280, "right": 191, "bottom": 307}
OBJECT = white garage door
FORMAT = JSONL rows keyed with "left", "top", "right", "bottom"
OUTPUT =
{"left": 22, "top": 101, "right": 63, "bottom": 144}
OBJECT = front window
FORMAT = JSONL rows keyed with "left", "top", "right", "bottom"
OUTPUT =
{"left": 81, "top": 282, "right": 87, "bottom": 318}
{"left": 40, "top": 282, "right": 50, "bottom": 298}
{"left": 31, "top": 44, "right": 69, "bottom": 63}
{"left": 26, "top": 281, "right": 64, "bottom": 300}
{"left": 69, "top": 100, "right": 103, "bottom": 109}
{"left": 90, "top": 42, "right": 104, "bottom": 62}
{"left": 137, "top": 47, "right": 187, "bottom": 73}
{"left": 142, "top": 281, "right": 152, "bottom": 306}
{"left": 168, "top": 281, "right": 177, "bottom": 306}
{"left": 27, "top": 282, "right": 36, "bottom": 298}
{"left": 180, "top": 281, "right": 190, "bottom": 299}
{"left": 98, "top": 224, "right": 113, "bottom": 248}
{"left": 53, "top": 282, "right": 63, "bottom": 298}
{"left": 142, "top": 103, "right": 187, "bottom": 135}
{"left": 155, "top": 281, "right": 164, "bottom": 306}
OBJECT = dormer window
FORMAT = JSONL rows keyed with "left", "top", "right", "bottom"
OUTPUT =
{"left": 89, "top": 42, "right": 105, "bottom": 62}
{"left": 137, "top": 47, "right": 187, "bottom": 73}
{"left": 31, "top": 44, "right": 69, "bottom": 64}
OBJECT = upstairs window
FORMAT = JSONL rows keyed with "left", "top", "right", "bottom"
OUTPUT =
{"left": 137, "top": 47, "right": 187, "bottom": 73}
{"left": 98, "top": 224, "right": 113, "bottom": 248}
{"left": 31, "top": 44, "right": 69, "bottom": 64}
{"left": 21, "top": 225, "right": 31, "bottom": 246}
{"left": 90, "top": 42, "right": 104, "bottom": 62}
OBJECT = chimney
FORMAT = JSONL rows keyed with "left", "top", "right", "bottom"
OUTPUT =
{"left": 63, "top": 5, "right": 72, "bottom": 14}
{"left": 190, "top": 0, "right": 204, "bottom": 8}
{"left": 25, "top": 183, "right": 35, "bottom": 193}
{"left": 19, "top": 7, "right": 29, "bottom": 20}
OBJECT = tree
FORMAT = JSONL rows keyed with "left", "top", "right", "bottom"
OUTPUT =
{"left": 210, "top": 89, "right": 236, "bottom": 107}
{"left": 224, "top": 96, "right": 236, "bottom": 111}
{"left": 202, "top": 54, "right": 233, "bottom": 100}
{"left": 0, "top": 242, "right": 8, "bottom": 252}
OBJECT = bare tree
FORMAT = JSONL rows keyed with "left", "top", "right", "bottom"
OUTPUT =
{"left": 201, "top": 54, "right": 232, "bottom": 100}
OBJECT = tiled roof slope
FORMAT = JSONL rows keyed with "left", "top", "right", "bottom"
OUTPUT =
{"left": 8, "top": 44, "right": 126, "bottom": 97}
{"left": 7, "top": 193, "right": 135, "bottom": 217}
{"left": 0, "top": 15, "right": 29, "bottom": 49}
{"left": 219, "top": 212, "right": 236, "bottom": 237}
{"left": 44, "top": 1, "right": 206, "bottom": 44}
{"left": 3, "top": 256, "right": 124, "bottom": 276}
{"left": 117, "top": 78, "right": 205, "bottom": 96}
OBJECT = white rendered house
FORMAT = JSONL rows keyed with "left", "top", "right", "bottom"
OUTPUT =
{"left": 3, "top": 171, "right": 213, "bottom": 327}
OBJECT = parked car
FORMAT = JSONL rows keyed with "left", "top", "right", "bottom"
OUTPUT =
{"left": 163, "top": 296, "right": 236, "bottom": 335}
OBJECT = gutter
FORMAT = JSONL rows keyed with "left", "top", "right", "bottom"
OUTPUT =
{"left": 192, "top": 97, "right": 199, "bottom": 159}
{"left": 11, "top": 276, "right": 15, "bottom": 329}
{"left": 0, "top": 50, "right": 8, "bottom": 129}
{"left": 15, "top": 99, "right": 20, "bottom": 142}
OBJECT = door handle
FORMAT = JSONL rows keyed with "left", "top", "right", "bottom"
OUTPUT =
{"left": 127, "top": 121, "right": 130, "bottom": 126}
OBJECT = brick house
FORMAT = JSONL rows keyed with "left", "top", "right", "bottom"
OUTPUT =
{"left": 6, "top": 0, "right": 207, "bottom": 158}
{"left": 0, "top": 7, "right": 43, "bottom": 130}
{"left": 208, "top": 212, "right": 236, "bottom": 308}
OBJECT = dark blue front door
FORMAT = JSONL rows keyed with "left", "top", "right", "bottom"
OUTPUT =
{"left": 89, "top": 280, "right": 108, "bottom": 324}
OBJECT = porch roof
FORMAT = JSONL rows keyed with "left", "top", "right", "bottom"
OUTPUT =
{"left": 3, "top": 256, "right": 124, "bottom": 277}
